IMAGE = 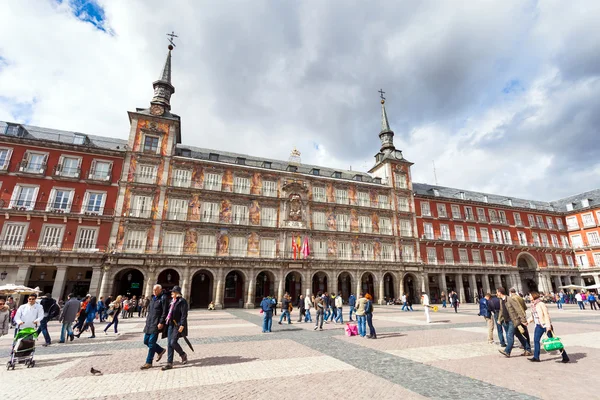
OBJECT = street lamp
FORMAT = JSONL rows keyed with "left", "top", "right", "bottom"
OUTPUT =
{"left": 127, "top": 273, "right": 132, "bottom": 282}
{"left": 0, "top": 270, "right": 7, "bottom": 281}
{"left": 40, "top": 271, "right": 46, "bottom": 280}
{"left": 167, "top": 273, "right": 172, "bottom": 282}
{"left": 76, "top": 272, "right": 83, "bottom": 281}
{"left": 200, "top": 274, "right": 205, "bottom": 282}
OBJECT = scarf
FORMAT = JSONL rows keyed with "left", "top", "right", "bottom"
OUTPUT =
{"left": 531, "top": 298, "right": 542, "bottom": 326}
{"left": 166, "top": 297, "right": 180, "bottom": 323}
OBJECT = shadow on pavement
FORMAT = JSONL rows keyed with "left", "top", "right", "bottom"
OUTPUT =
{"left": 183, "top": 355, "right": 258, "bottom": 368}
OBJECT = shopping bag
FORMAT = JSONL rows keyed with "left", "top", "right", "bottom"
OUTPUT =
{"left": 542, "top": 336, "right": 564, "bottom": 352}
{"left": 345, "top": 323, "right": 358, "bottom": 336}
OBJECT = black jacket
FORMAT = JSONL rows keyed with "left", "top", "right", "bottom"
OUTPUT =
{"left": 143, "top": 293, "right": 168, "bottom": 334}
{"left": 488, "top": 296, "right": 501, "bottom": 312}
{"left": 281, "top": 298, "right": 290, "bottom": 312}
{"left": 162, "top": 297, "right": 189, "bottom": 338}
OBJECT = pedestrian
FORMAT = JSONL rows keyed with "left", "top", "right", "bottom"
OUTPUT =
{"left": 557, "top": 291, "right": 564, "bottom": 310}
{"left": 161, "top": 286, "right": 188, "bottom": 370}
{"left": 304, "top": 294, "right": 312, "bottom": 322}
{"left": 348, "top": 293, "right": 356, "bottom": 321}
{"left": 98, "top": 297, "right": 106, "bottom": 322}
{"left": 365, "top": 293, "right": 376, "bottom": 339}
{"left": 479, "top": 293, "right": 494, "bottom": 344}
{"left": 7, "top": 296, "right": 17, "bottom": 327}
{"left": 58, "top": 293, "right": 80, "bottom": 343}
{"left": 297, "top": 294, "right": 305, "bottom": 322}
{"left": 335, "top": 292, "right": 344, "bottom": 324}
{"left": 74, "top": 295, "right": 90, "bottom": 334}
{"left": 527, "top": 291, "right": 569, "bottom": 363}
{"left": 122, "top": 296, "right": 130, "bottom": 319}
{"left": 510, "top": 288, "right": 532, "bottom": 349}
{"left": 140, "top": 285, "right": 168, "bottom": 369}
{"left": 313, "top": 291, "right": 324, "bottom": 331}
{"left": 278, "top": 294, "right": 292, "bottom": 325}
{"left": 329, "top": 293, "right": 337, "bottom": 323}
{"left": 14, "top": 294, "right": 44, "bottom": 334}
{"left": 441, "top": 291, "right": 447, "bottom": 308}
{"left": 260, "top": 296, "right": 273, "bottom": 333}
{"left": 76, "top": 296, "right": 98, "bottom": 338}
{"left": 421, "top": 291, "right": 431, "bottom": 323}
{"left": 129, "top": 296, "right": 137, "bottom": 318}
{"left": 496, "top": 287, "right": 532, "bottom": 357}
{"left": 0, "top": 298, "right": 10, "bottom": 337}
{"left": 575, "top": 291, "right": 585, "bottom": 310}
{"left": 355, "top": 293, "right": 368, "bottom": 337}
{"left": 488, "top": 294, "right": 506, "bottom": 346}
{"left": 103, "top": 295, "right": 122, "bottom": 335}
{"left": 451, "top": 291, "right": 459, "bottom": 313}
{"left": 401, "top": 294, "right": 408, "bottom": 311}
{"left": 37, "top": 293, "right": 59, "bottom": 347}
{"left": 406, "top": 296, "right": 414, "bottom": 311}
{"left": 588, "top": 292, "right": 598, "bottom": 310}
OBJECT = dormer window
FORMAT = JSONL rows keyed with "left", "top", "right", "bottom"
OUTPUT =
{"left": 373, "top": 177, "right": 382, "bottom": 184}
{"left": 507, "top": 198, "right": 513, "bottom": 206}
{"left": 566, "top": 203, "right": 573, "bottom": 211}
{"left": 287, "top": 165, "right": 298, "bottom": 172}
{"left": 332, "top": 171, "right": 342, "bottom": 179}
{"left": 459, "top": 191, "right": 465, "bottom": 200}
{"left": 353, "top": 174, "right": 362, "bottom": 182}
{"left": 582, "top": 199, "right": 590, "bottom": 208}
{"left": 483, "top": 195, "right": 488, "bottom": 203}
{"left": 4, "top": 124, "right": 22, "bottom": 137}
{"left": 529, "top": 202, "right": 536, "bottom": 209}
{"left": 73, "top": 134, "right": 86, "bottom": 145}
{"left": 263, "top": 161, "right": 272, "bottom": 169}
{"left": 209, "top": 153, "right": 219, "bottom": 161}
{"left": 179, "top": 149, "right": 191, "bottom": 157}
{"left": 433, "top": 189, "right": 440, "bottom": 197}
{"left": 237, "top": 157, "right": 246, "bottom": 165}
{"left": 311, "top": 168, "right": 320, "bottom": 176}
{"left": 143, "top": 135, "right": 160, "bottom": 154}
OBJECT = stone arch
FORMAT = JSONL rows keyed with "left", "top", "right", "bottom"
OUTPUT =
{"left": 359, "top": 271, "right": 376, "bottom": 301}
{"left": 517, "top": 252, "right": 538, "bottom": 270}
{"left": 311, "top": 270, "right": 331, "bottom": 294}
{"left": 255, "top": 270, "right": 277, "bottom": 302}
{"left": 156, "top": 268, "right": 181, "bottom": 291}
{"left": 337, "top": 271, "right": 354, "bottom": 301}
{"left": 190, "top": 269, "right": 215, "bottom": 309}
{"left": 223, "top": 269, "right": 246, "bottom": 308}
{"left": 383, "top": 272, "right": 397, "bottom": 301}
{"left": 402, "top": 272, "right": 419, "bottom": 304}
{"left": 517, "top": 252, "right": 539, "bottom": 292}
{"left": 112, "top": 267, "right": 147, "bottom": 297}
{"left": 284, "top": 271, "right": 303, "bottom": 302}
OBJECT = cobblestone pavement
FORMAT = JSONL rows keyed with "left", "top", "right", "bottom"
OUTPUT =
{"left": 1, "top": 304, "right": 598, "bottom": 399}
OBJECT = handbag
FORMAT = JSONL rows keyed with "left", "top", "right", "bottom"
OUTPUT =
{"left": 542, "top": 332, "right": 564, "bottom": 352}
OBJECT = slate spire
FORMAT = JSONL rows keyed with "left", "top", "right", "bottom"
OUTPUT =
{"left": 150, "top": 46, "right": 175, "bottom": 111}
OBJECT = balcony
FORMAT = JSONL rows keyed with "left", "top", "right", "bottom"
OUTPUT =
{"left": 478, "top": 216, "right": 488, "bottom": 223}
{"left": 2, "top": 201, "right": 114, "bottom": 217}
{"left": 17, "top": 160, "right": 47, "bottom": 175}
{"left": 132, "top": 173, "right": 156, "bottom": 185}
{"left": 54, "top": 164, "right": 81, "bottom": 179}
{"left": 87, "top": 169, "right": 112, "bottom": 182}
{"left": 170, "top": 177, "right": 191, "bottom": 188}
{"left": 0, "top": 242, "right": 107, "bottom": 253}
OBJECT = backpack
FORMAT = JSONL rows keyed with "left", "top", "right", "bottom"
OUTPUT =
{"left": 48, "top": 303, "right": 60, "bottom": 320}
{"left": 364, "top": 300, "right": 372, "bottom": 313}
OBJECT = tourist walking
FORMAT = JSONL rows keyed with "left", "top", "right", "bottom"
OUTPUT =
{"left": 557, "top": 291, "right": 564, "bottom": 310}
{"left": 510, "top": 288, "right": 532, "bottom": 348}
{"left": 313, "top": 292, "right": 324, "bottom": 331}
{"left": 479, "top": 293, "right": 494, "bottom": 344}
{"left": 260, "top": 296, "right": 273, "bottom": 333}
{"left": 496, "top": 287, "right": 532, "bottom": 357}
{"left": 104, "top": 295, "right": 122, "bottom": 335}
{"left": 304, "top": 294, "right": 312, "bottom": 322}
{"left": 422, "top": 292, "right": 431, "bottom": 323}
{"left": 401, "top": 294, "right": 408, "bottom": 311}
{"left": 129, "top": 296, "right": 137, "bottom": 318}
{"left": 76, "top": 296, "right": 98, "bottom": 338}
{"left": 527, "top": 291, "right": 569, "bottom": 363}
{"left": 365, "top": 294, "right": 376, "bottom": 338}
{"left": 441, "top": 291, "right": 447, "bottom": 308}
{"left": 348, "top": 293, "right": 356, "bottom": 321}
{"left": 98, "top": 297, "right": 106, "bottom": 322}
{"left": 0, "top": 298, "right": 10, "bottom": 338}
{"left": 59, "top": 294, "right": 80, "bottom": 343}
{"left": 355, "top": 293, "right": 368, "bottom": 337}
{"left": 74, "top": 295, "right": 90, "bottom": 334}
{"left": 451, "top": 291, "right": 459, "bottom": 313}
{"left": 588, "top": 292, "right": 597, "bottom": 310}
{"left": 335, "top": 292, "right": 343, "bottom": 324}
{"left": 575, "top": 291, "right": 585, "bottom": 310}
{"left": 37, "top": 293, "right": 58, "bottom": 346}
{"left": 14, "top": 294, "right": 44, "bottom": 333}
{"left": 161, "top": 286, "right": 188, "bottom": 370}
{"left": 488, "top": 294, "right": 506, "bottom": 347}
{"left": 297, "top": 294, "right": 306, "bottom": 322}
{"left": 141, "top": 285, "right": 168, "bottom": 369}
{"left": 122, "top": 297, "right": 130, "bottom": 319}
{"left": 278, "top": 294, "right": 292, "bottom": 325}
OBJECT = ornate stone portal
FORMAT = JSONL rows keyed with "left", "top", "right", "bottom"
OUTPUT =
{"left": 282, "top": 181, "right": 308, "bottom": 229}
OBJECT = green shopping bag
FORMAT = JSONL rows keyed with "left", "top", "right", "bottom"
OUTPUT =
{"left": 542, "top": 335, "right": 564, "bottom": 352}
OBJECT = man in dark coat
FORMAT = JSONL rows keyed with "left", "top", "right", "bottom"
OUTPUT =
{"left": 37, "top": 293, "right": 58, "bottom": 346}
{"left": 161, "top": 286, "right": 188, "bottom": 370}
{"left": 140, "top": 285, "right": 169, "bottom": 370}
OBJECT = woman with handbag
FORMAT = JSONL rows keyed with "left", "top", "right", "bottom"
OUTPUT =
{"left": 103, "top": 295, "right": 122, "bottom": 335}
{"left": 528, "top": 291, "right": 569, "bottom": 363}
{"left": 76, "top": 296, "right": 98, "bottom": 338}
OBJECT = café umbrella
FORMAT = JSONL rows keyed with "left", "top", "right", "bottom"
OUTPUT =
{"left": 0, "top": 284, "right": 42, "bottom": 296}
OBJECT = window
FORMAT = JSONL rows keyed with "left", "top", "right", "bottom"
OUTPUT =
{"left": 588, "top": 231, "right": 600, "bottom": 246}
{"left": 536, "top": 215, "right": 545, "bottom": 229}
{"left": 468, "top": 226, "right": 477, "bottom": 242}
{"left": 81, "top": 191, "right": 105, "bottom": 215}
{"left": 261, "top": 207, "right": 277, "bottom": 227}
{"left": 163, "top": 232, "right": 184, "bottom": 255}
{"left": 313, "top": 186, "right": 326, "bottom": 202}
{"left": 360, "top": 243, "right": 374, "bottom": 260}
{"left": 332, "top": 171, "right": 342, "bottom": 179}
{"left": 9, "top": 185, "right": 39, "bottom": 210}
{"left": 233, "top": 176, "right": 251, "bottom": 194}
{"left": 395, "top": 173, "right": 407, "bottom": 189}
{"left": 593, "top": 253, "right": 600, "bottom": 267}
{"left": 556, "top": 254, "right": 564, "bottom": 266}
{"left": 337, "top": 214, "right": 350, "bottom": 232}
{"left": 561, "top": 235, "right": 570, "bottom": 248}
{"left": 455, "top": 225, "right": 465, "bottom": 241}
{"left": 532, "top": 232, "right": 541, "bottom": 246}
{"left": 130, "top": 195, "right": 152, "bottom": 218}
{"left": 136, "top": 164, "right": 157, "bottom": 184}
{"left": 451, "top": 205, "right": 461, "bottom": 219}
{"left": 204, "top": 173, "right": 222, "bottom": 191}
{"left": 124, "top": 229, "right": 147, "bottom": 253}
{"left": 465, "top": 207, "right": 474, "bottom": 221}
{"left": 314, "top": 240, "right": 327, "bottom": 259}
{"left": 566, "top": 255, "right": 574, "bottom": 267}
{"left": 489, "top": 210, "right": 498, "bottom": 223}
{"left": 47, "top": 188, "right": 74, "bottom": 212}
{"left": 312, "top": 211, "right": 326, "bottom": 230}
{"left": 382, "top": 244, "right": 394, "bottom": 261}
{"left": 57, "top": 156, "right": 81, "bottom": 178}
{"left": 179, "top": 149, "right": 191, "bottom": 157}
{"left": 472, "top": 250, "right": 481, "bottom": 264}
{"left": 262, "top": 161, "right": 271, "bottom": 169}
{"left": 498, "top": 210, "right": 507, "bottom": 224}
{"left": 458, "top": 249, "right": 469, "bottom": 263}
{"left": 400, "top": 219, "right": 411, "bottom": 236}
{"left": 335, "top": 241, "right": 350, "bottom": 260}
{"left": 260, "top": 238, "right": 276, "bottom": 258}
{"left": 421, "top": 202, "right": 431, "bottom": 216}
{"left": 545, "top": 254, "right": 555, "bottom": 266}
{"left": 528, "top": 214, "right": 536, "bottom": 227}
{"left": 514, "top": 213, "right": 522, "bottom": 226}
{"left": 311, "top": 168, "right": 319, "bottom": 176}
{"left": 423, "top": 223, "right": 434, "bottom": 239}
{"left": 380, "top": 217, "right": 392, "bottom": 235}
{"left": 546, "top": 216, "right": 555, "bottom": 229}
{"left": 262, "top": 181, "right": 277, "bottom": 197}
{"left": 582, "top": 213, "right": 595, "bottom": 228}
{"left": 557, "top": 218, "right": 564, "bottom": 230}
{"left": 358, "top": 216, "right": 372, "bottom": 233}
{"left": 480, "top": 228, "right": 490, "bottom": 243}
{"left": 89, "top": 160, "right": 112, "bottom": 181}
{"left": 198, "top": 234, "right": 216, "bottom": 256}
{"left": 492, "top": 229, "right": 502, "bottom": 244}
{"left": 570, "top": 235, "right": 583, "bottom": 248}
{"left": 21, "top": 151, "right": 48, "bottom": 173}
{"left": 397, "top": 196, "right": 409, "bottom": 212}
{"left": 551, "top": 235, "right": 559, "bottom": 247}
{"left": 402, "top": 245, "right": 415, "bottom": 262}
{"left": 74, "top": 227, "right": 98, "bottom": 251}
{"left": 201, "top": 202, "right": 219, "bottom": 223}
{"left": 517, "top": 231, "right": 527, "bottom": 246}
{"left": 496, "top": 251, "right": 506, "bottom": 264}
{"left": 143, "top": 135, "right": 160, "bottom": 153}
{"left": 335, "top": 188, "right": 349, "bottom": 205}
{"left": 73, "top": 134, "right": 86, "bottom": 145}
{"left": 566, "top": 216, "right": 579, "bottom": 230}
{"left": 440, "top": 224, "right": 450, "bottom": 240}
{"left": 232, "top": 205, "right": 249, "bottom": 225}
{"left": 358, "top": 192, "right": 370, "bottom": 207}
{"left": 378, "top": 194, "right": 389, "bottom": 209}
{"left": 443, "top": 248, "right": 454, "bottom": 264}
{"left": 484, "top": 250, "right": 494, "bottom": 265}
{"left": 172, "top": 169, "right": 191, "bottom": 187}
{"left": 541, "top": 233, "right": 549, "bottom": 247}
{"left": 237, "top": 157, "right": 246, "bottom": 165}
{"left": 426, "top": 247, "right": 437, "bottom": 264}
{"left": 576, "top": 254, "right": 589, "bottom": 267}
{"left": 502, "top": 230, "right": 512, "bottom": 244}
{"left": 477, "top": 208, "right": 487, "bottom": 222}
{"left": 437, "top": 203, "right": 447, "bottom": 218}
{"left": 0, "top": 147, "right": 13, "bottom": 170}
{"left": 0, "top": 222, "right": 27, "bottom": 250}
{"left": 168, "top": 198, "right": 188, "bottom": 221}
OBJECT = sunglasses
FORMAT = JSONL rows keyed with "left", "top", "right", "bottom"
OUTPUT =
{"left": 28, "top": 298, "right": 36, "bottom": 301}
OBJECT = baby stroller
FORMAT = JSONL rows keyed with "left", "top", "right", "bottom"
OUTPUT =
{"left": 7, "top": 327, "right": 38, "bottom": 370}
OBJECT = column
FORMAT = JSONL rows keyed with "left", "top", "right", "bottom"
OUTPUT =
{"left": 51, "top": 266, "right": 68, "bottom": 300}
{"left": 14, "top": 265, "right": 31, "bottom": 286}
{"left": 515, "top": 273, "right": 523, "bottom": 294}
{"left": 356, "top": 272, "right": 362, "bottom": 297}
{"left": 245, "top": 269, "right": 256, "bottom": 309}
{"left": 483, "top": 274, "right": 491, "bottom": 294}
{"left": 565, "top": 276, "right": 572, "bottom": 286}
{"left": 277, "top": 270, "right": 284, "bottom": 305}
{"left": 469, "top": 274, "right": 478, "bottom": 303}
{"left": 88, "top": 267, "right": 103, "bottom": 297}
{"left": 554, "top": 276, "right": 562, "bottom": 293}
{"left": 181, "top": 267, "right": 192, "bottom": 301}
{"left": 378, "top": 275, "right": 385, "bottom": 305}
{"left": 398, "top": 273, "right": 405, "bottom": 299}
{"left": 594, "top": 275, "right": 600, "bottom": 285}
{"left": 420, "top": 272, "right": 429, "bottom": 295}
{"left": 98, "top": 267, "right": 110, "bottom": 298}
{"left": 507, "top": 274, "right": 517, "bottom": 291}
{"left": 456, "top": 273, "right": 465, "bottom": 303}
{"left": 144, "top": 269, "right": 157, "bottom": 299}
{"left": 213, "top": 268, "right": 224, "bottom": 309}
{"left": 493, "top": 274, "right": 502, "bottom": 291}
{"left": 438, "top": 272, "right": 448, "bottom": 298}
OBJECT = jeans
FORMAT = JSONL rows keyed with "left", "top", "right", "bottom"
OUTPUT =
{"left": 492, "top": 311, "right": 506, "bottom": 346}
{"left": 557, "top": 300, "right": 563, "bottom": 309}
{"left": 366, "top": 313, "right": 376, "bottom": 336}
{"left": 315, "top": 309, "right": 324, "bottom": 329}
{"left": 577, "top": 301, "right": 585, "bottom": 310}
{"left": 144, "top": 332, "right": 165, "bottom": 364}
{"left": 442, "top": 300, "right": 447, "bottom": 308}
{"left": 36, "top": 318, "right": 51, "bottom": 344}
{"left": 304, "top": 309, "right": 312, "bottom": 322}
{"left": 401, "top": 303, "right": 407, "bottom": 311}
{"left": 104, "top": 314, "right": 119, "bottom": 333}
{"left": 262, "top": 311, "right": 273, "bottom": 332}
{"left": 60, "top": 322, "right": 73, "bottom": 343}
{"left": 279, "top": 310, "right": 291, "bottom": 324}
{"left": 335, "top": 307, "right": 343, "bottom": 323}
{"left": 357, "top": 315, "right": 366, "bottom": 337}
{"left": 324, "top": 307, "right": 331, "bottom": 321}
{"left": 533, "top": 325, "right": 569, "bottom": 361}
{"left": 590, "top": 300, "right": 598, "bottom": 310}
{"left": 348, "top": 307, "right": 355, "bottom": 321}
{"left": 167, "top": 324, "right": 185, "bottom": 364}
{"left": 501, "top": 321, "right": 530, "bottom": 355}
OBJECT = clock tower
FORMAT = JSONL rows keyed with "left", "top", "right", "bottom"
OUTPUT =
{"left": 149, "top": 45, "right": 175, "bottom": 116}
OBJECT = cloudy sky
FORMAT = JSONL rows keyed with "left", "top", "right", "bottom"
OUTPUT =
{"left": 1, "top": 0, "right": 599, "bottom": 201}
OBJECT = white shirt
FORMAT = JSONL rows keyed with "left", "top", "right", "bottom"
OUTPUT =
{"left": 15, "top": 303, "right": 44, "bottom": 329}
{"left": 401, "top": 294, "right": 406, "bottom": 302}
{"left": 335, "top": 296, "right": 343, "bottom": 308}
{"left": 575, "top": 293, "right": 582, "bottom": 302}
{"left": 422, "top": 294, "right": 430, "bottom": 306}
{"left": 304, "top": 297, "right": 312, "bottom": 310}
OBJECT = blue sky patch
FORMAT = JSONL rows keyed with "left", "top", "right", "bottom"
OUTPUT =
{"left": 502, "top": 79, "right": 524, "bottom": 94}
{"left": 55, "top": 0, "right": 108, "bottom": 32}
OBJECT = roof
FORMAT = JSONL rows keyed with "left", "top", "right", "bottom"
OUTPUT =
{"left": 0, "top": 121, "right": 127, "bottom": 152}
{"left": 176, "top": 144, "right": 383, "bottom": 185}
{"left": 551, "top": 189, "right": 600, "bottom": 212}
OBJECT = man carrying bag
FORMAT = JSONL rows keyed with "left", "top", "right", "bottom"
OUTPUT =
{"left": 161, "top": 286, "right": 189, "bottom": 370}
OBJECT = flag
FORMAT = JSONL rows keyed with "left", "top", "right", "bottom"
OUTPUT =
{"left": 296, "top": 236, "right": 302, "bottom": 258}
{"left": 292, "top": 236, "right": 297, "bottom": 260}
{"left": 301, "top": 236, "right": 310, "bottom": 259}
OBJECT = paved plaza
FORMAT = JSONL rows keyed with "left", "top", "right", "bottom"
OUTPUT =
{"left": 1, "top": 303, "right": 599, "bottom": 399}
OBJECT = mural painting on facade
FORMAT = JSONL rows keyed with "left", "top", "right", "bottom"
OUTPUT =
{"left": 220, "top": 200, "right": 232, "bottom": 223}
{"left": 350, "top": 209, "right": 359, "bottom": 233}
{"left": 369, "top": 189, "right": 379, "bottom": 207}
{"left": 326, "top": 183, "right": 335, "bottom": 203}
{"left": 184, "top": 229, "right": 198, "bottom": 254}
{"left": 222, "top": 169, "right": 233, "bottom": 192}
{"left": 327, "top": 210, "right": 336, "bottom": 231}
{"left": 249, "top": 200, "right": 261, "bottom": 225}
{"left": 327, "top": 239, "right": 337, "bottom": 257}
{"left": 122, "top": 188, "right": 132, "bottom": 217}
{"left": 217, "top": 230, "right": 229, "bottom": 256}
{"left": 250, "top": 172, "right": 261, "bottom": 195}
{"left": 349, "top": 185, "right": 357, "bottom": 206}
{"left": 374, "top": 239, "right": 381, "bottom": 259}
{"left": 127, "top": 157, "right": 137, "bottom": 181}
{"left": 288, "top": 194, "right": 302, "bottom": 221}
{"left": 372, "top": 212, "right": 380, "bottom": 234}
{"left": 135, "top": 120, "right": 169, "bottom": 152}
{"left": 145, "top": 225, "right": 155, "bottom": 253}
{"left": 162, "top": 196, "right": 169, "bottom": 220}
{"left": 192, "top": 165, "right": 204, "bottom": 189}
{"left": 248, "top": 232, "right": 259, "bottom": 257}
{"left": 189, "top": 194, "right": 201, "bottom": 221}
{"left": 116, "top": 223, "right": 125, "bottom": 249}
{"left": 152, "top": 191, "right": 160, "bottom": 218}
{"left": 156, "top": 160, "right": 165, "bottom": 187}
{"left": 352, "top": 237, "right": 360, "bottom": 259}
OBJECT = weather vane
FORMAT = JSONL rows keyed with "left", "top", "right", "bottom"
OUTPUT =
{"left": 378, "top": 88, "right": 386, "bottom": 104}
{"left": 167, "top": 31, "right": 178, "bottom": 50}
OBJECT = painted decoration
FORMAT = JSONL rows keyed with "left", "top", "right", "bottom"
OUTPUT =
{"left": 326, "top": 183, "right": 335, "bottom": 203}
{"left": 374, "top": 240, "right": 381, "bottom": 259}
{"left": 369, "top": 189, "right": 378, "bottom": 207}
{"left": 184, "top": 230, "right": 198, "bottom": 253}
{"left": 217, "top": 231, "right": 229, "bottom": 256}
{"left": 122, "top": 189, "right": 131, "bottom": 216}
{"left": 349, "top": 185, "right": 357, "bottom": 205}
{"left": 116, "top": 223, "right": 125, "bottom": 249}
{"left": 350, "top": 209, "right": 359, "bottom": 233}
{"left": 189, "top": 194, "right": 201, "bottom": 221}
{"left": 222, "top": 169, "right": 233, "bottom": 192}
{"left": 327, "top": 239, "right": 337, "bottom": 257}
{"left": 152, "top": 192, "right": 160, "bottom": 218}
{"left": 249, "top": 200, "right": 261, "bottom": 225}
{"left": 192, "top": 165, "right": 204, "bottom": 189}
{"left": 351, "top": 237, "right": 360, "bottom": 259}
{"left": 372, "top": 212, "right": 380, "bottom": 234}
{"left": 219, "top": 200, "right": 232, "bottom": 223}
{"left": 288, "top": 194, "right": 302, "bottom": 221}
{"left": 250, "top": 172, "right": 261, "bottom": 195}
{"left": 145, "top": 225, "right": 155, "bottom": 253}
{"left": 248, "top": 232, "right": 260, "bottom": 257}
{"left": 127, "top": 157, "right": 137, "bottom": 182}
{"left": 162, "top": 196, "right": 169, "bottom": 220}
{"left": 327, "top": 210, "right": 336, "bottom": 231}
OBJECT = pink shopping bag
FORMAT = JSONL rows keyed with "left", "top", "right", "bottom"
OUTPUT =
{"left": 345, "top": 323, "right": 358, "bottom": 336}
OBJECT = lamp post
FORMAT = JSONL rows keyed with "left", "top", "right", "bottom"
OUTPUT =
{"left": 0, "top": 270, "right": 7, "bottom": 281}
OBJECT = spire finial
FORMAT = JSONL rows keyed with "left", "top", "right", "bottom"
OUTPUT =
{"left": 380, "top": 89, "right": 391, "bottom": 133}
{"left": 378, "top": 88, "right": 386, "bottom": 104}
{"left": 167, "top": 31, "right": 178, "bottom": 50}
{"left": 377, "top": 89, "right": 395, "bottom": 155}
{"left": 149, "top": 33, "right": 177, "bottom": 113}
